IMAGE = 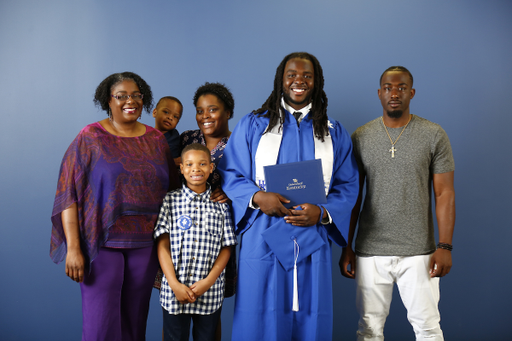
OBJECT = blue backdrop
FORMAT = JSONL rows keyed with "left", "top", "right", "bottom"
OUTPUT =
{"left": 1, "top": 1, "right": 511, "bottom": 340}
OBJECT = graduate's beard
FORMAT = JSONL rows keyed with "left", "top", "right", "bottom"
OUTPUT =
{"left": 386, "top": 110, "right": 403, "bottom": 119}
{"left": 283, "top": 92, "right": 312, "bottom": 110}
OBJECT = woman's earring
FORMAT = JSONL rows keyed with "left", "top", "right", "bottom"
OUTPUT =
{"left": 108, "top": 108, "right": 113, "bottom": 122}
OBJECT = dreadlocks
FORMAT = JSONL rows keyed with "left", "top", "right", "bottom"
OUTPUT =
{"left": 253, "top": 52, "right": 329, "bottom": 141}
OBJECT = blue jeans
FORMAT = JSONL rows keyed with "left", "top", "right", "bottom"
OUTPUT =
{"left": 162, "top": 306, "right": 222, "bottom": 341}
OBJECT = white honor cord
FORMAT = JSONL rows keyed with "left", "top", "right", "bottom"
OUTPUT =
{"left": 293, "top": 239, "right": 300, "bottom": 312}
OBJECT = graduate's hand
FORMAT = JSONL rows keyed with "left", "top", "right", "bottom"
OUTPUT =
{"left": 284, "top": 204, "right": 322, "bottom": 227}
{"left": 190, "top": 278, "right": 214, "bottom": 298}
{"left": 429, "top": 249, "right": 452, "bottom": 278}
{"left": 65, "top": 247, "right": 85, "bottom": 283}
{"left": 211, "top": 187, "right": 231, "bottom": 204}
{"left": 253, "top": 191, "right": 291, "bottom": 217}
{"left": 172, "top": 283, "right": 196, "bottom": 304}
{"left": 339, "top": 246, "right": 356, "bottom": 279}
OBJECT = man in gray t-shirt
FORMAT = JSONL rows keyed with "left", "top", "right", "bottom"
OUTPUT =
{"left": 340, "top": 66, "right": 455, "bottom": 341}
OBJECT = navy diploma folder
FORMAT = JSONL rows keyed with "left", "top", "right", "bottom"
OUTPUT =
{"left": 264, "top": 159, "right": 327, "bottom": 208}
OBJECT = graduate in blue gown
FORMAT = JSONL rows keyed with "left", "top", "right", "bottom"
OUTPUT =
{"left": 217, "top": 52, "right": 359, "bottom": 341}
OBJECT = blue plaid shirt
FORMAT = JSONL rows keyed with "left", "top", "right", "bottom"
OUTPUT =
{"left": 154, "top": 184, "right": 236, "bottom": 315}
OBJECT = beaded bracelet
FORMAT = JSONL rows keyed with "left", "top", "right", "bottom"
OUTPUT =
{"left": 437, "top": 242, "right": 453, "bottom": 251}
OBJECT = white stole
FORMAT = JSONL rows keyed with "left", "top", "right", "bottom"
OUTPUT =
{"left": 254, "top": 115, "right": 334, "bottom": 194}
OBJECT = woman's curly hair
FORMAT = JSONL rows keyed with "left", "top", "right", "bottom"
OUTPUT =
{"left": 93, "top": 72, "right": 153, "bottom": 114}
{"left": 193, "top": 82, "right": 235, "bottom": 119}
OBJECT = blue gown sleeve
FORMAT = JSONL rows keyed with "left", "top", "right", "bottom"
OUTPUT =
{"left": 217, "top": 114, "right": 263, "bottom": 234}
{"left": 322, "top": 119, "right": 359, "bottom": 247}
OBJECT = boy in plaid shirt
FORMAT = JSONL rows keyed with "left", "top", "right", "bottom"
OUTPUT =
{"left": 154, "top": 143, "right": 236, "bottom": 341}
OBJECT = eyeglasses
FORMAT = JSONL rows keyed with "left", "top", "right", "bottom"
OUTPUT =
{"left": 111, "top": 94, "right": 144, "bottom": 101}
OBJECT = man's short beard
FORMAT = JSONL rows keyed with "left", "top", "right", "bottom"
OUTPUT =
{"left": 283, "top": 92, "right": 311, "bottom": 109}
{"left": 386, "top": 110, "right": 403, "bottom": 119}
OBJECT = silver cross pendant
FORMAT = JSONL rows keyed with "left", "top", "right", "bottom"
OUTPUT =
{"left": 389, "top": 145, "right": 397, "bottom": 158}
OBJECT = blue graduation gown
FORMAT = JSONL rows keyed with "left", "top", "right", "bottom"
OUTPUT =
{"left": 217, "top": 111, "right": 359, "bottom": 341}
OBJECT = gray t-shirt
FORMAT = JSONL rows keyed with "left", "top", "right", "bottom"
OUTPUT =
{"left": 353, "top": 115, "right": 455, "bottom": 257}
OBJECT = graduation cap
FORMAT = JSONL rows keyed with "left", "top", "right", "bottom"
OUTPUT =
{"left": 262, "top": 207, "right": 326, "bottom": 312}
{"left": 261, "top": 208, "right": 326, "bottom": 272}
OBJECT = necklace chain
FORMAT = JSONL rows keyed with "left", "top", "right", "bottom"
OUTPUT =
{"left": 381, "top": 115, "right": 412, "bottom": 158}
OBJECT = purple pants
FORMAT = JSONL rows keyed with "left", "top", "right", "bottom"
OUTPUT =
{"left": 80, "top": 245, "right": 159, "bottom": 341}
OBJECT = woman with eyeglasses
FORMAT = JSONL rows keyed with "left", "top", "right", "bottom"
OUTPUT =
{"left": 50, "top": 72, "right": 180, "bottom": 340}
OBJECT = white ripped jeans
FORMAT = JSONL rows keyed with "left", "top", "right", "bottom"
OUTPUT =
{"left": 355, "top": 255, "right": 444, "bottom": 341}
